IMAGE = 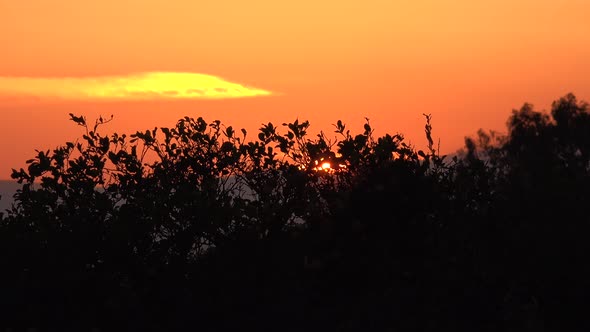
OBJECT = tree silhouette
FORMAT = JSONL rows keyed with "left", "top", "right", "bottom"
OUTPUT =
{"left": 1, "top": 93, "right": 590, "bottom": 331}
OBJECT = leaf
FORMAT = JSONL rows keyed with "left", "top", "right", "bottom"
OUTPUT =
{"left": 69, "top": 113, "right": 86, "bottom": 126}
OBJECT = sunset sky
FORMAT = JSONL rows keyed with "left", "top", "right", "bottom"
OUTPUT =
{"left": 1, "top": 0, "right": 589, "bottom": 179}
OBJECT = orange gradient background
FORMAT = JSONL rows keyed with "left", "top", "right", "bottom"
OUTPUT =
{"left": 1, "top": 0, "right": 589, "bottom": 179}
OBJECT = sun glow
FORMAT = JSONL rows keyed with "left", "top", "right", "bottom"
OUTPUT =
{"left": 309, "top": 157, "right": 348, "bottom": 173}
{"left": 0, "top": 72, "right": 273, "bottom": 101}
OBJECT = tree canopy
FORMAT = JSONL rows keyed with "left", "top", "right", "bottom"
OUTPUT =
{"left": 1, "top": 93, "right": 590, "bottom": 331}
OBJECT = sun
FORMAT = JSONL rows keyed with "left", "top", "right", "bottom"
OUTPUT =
{"left": 309, "top": 157, "right": 348, "bottom": 173}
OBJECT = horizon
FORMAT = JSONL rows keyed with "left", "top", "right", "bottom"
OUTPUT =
{"left": 1, "top": 0, "right": 590, "bottom": 180}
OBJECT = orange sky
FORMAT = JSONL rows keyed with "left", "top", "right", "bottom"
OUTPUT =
{"left": 1, "top": 0, "right": 589, "bottom": 179}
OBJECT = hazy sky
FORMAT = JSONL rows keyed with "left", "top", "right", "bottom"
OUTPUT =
{"left": 1, "top": 0, "right": 589, "bottom": 179}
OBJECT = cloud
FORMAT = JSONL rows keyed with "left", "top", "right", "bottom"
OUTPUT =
{"left": 0, "top": 72, "right": 273, "bottom": 101}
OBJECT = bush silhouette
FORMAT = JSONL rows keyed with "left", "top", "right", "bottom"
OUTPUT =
{"left": 1, "top": 93, "right": 590, "bottom": 331}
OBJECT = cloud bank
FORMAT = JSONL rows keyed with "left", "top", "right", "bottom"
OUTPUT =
{"left": 0, "top": 72, "right": 273, "bottom": 101}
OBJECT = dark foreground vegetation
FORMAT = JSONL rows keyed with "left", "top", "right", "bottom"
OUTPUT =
{"left": 1, "top": 93, "right": 590, "bottom": 330}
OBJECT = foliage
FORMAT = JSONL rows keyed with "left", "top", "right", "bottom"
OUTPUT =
{"left": 1, "top": 93, "right": 590, "bottom": 330}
